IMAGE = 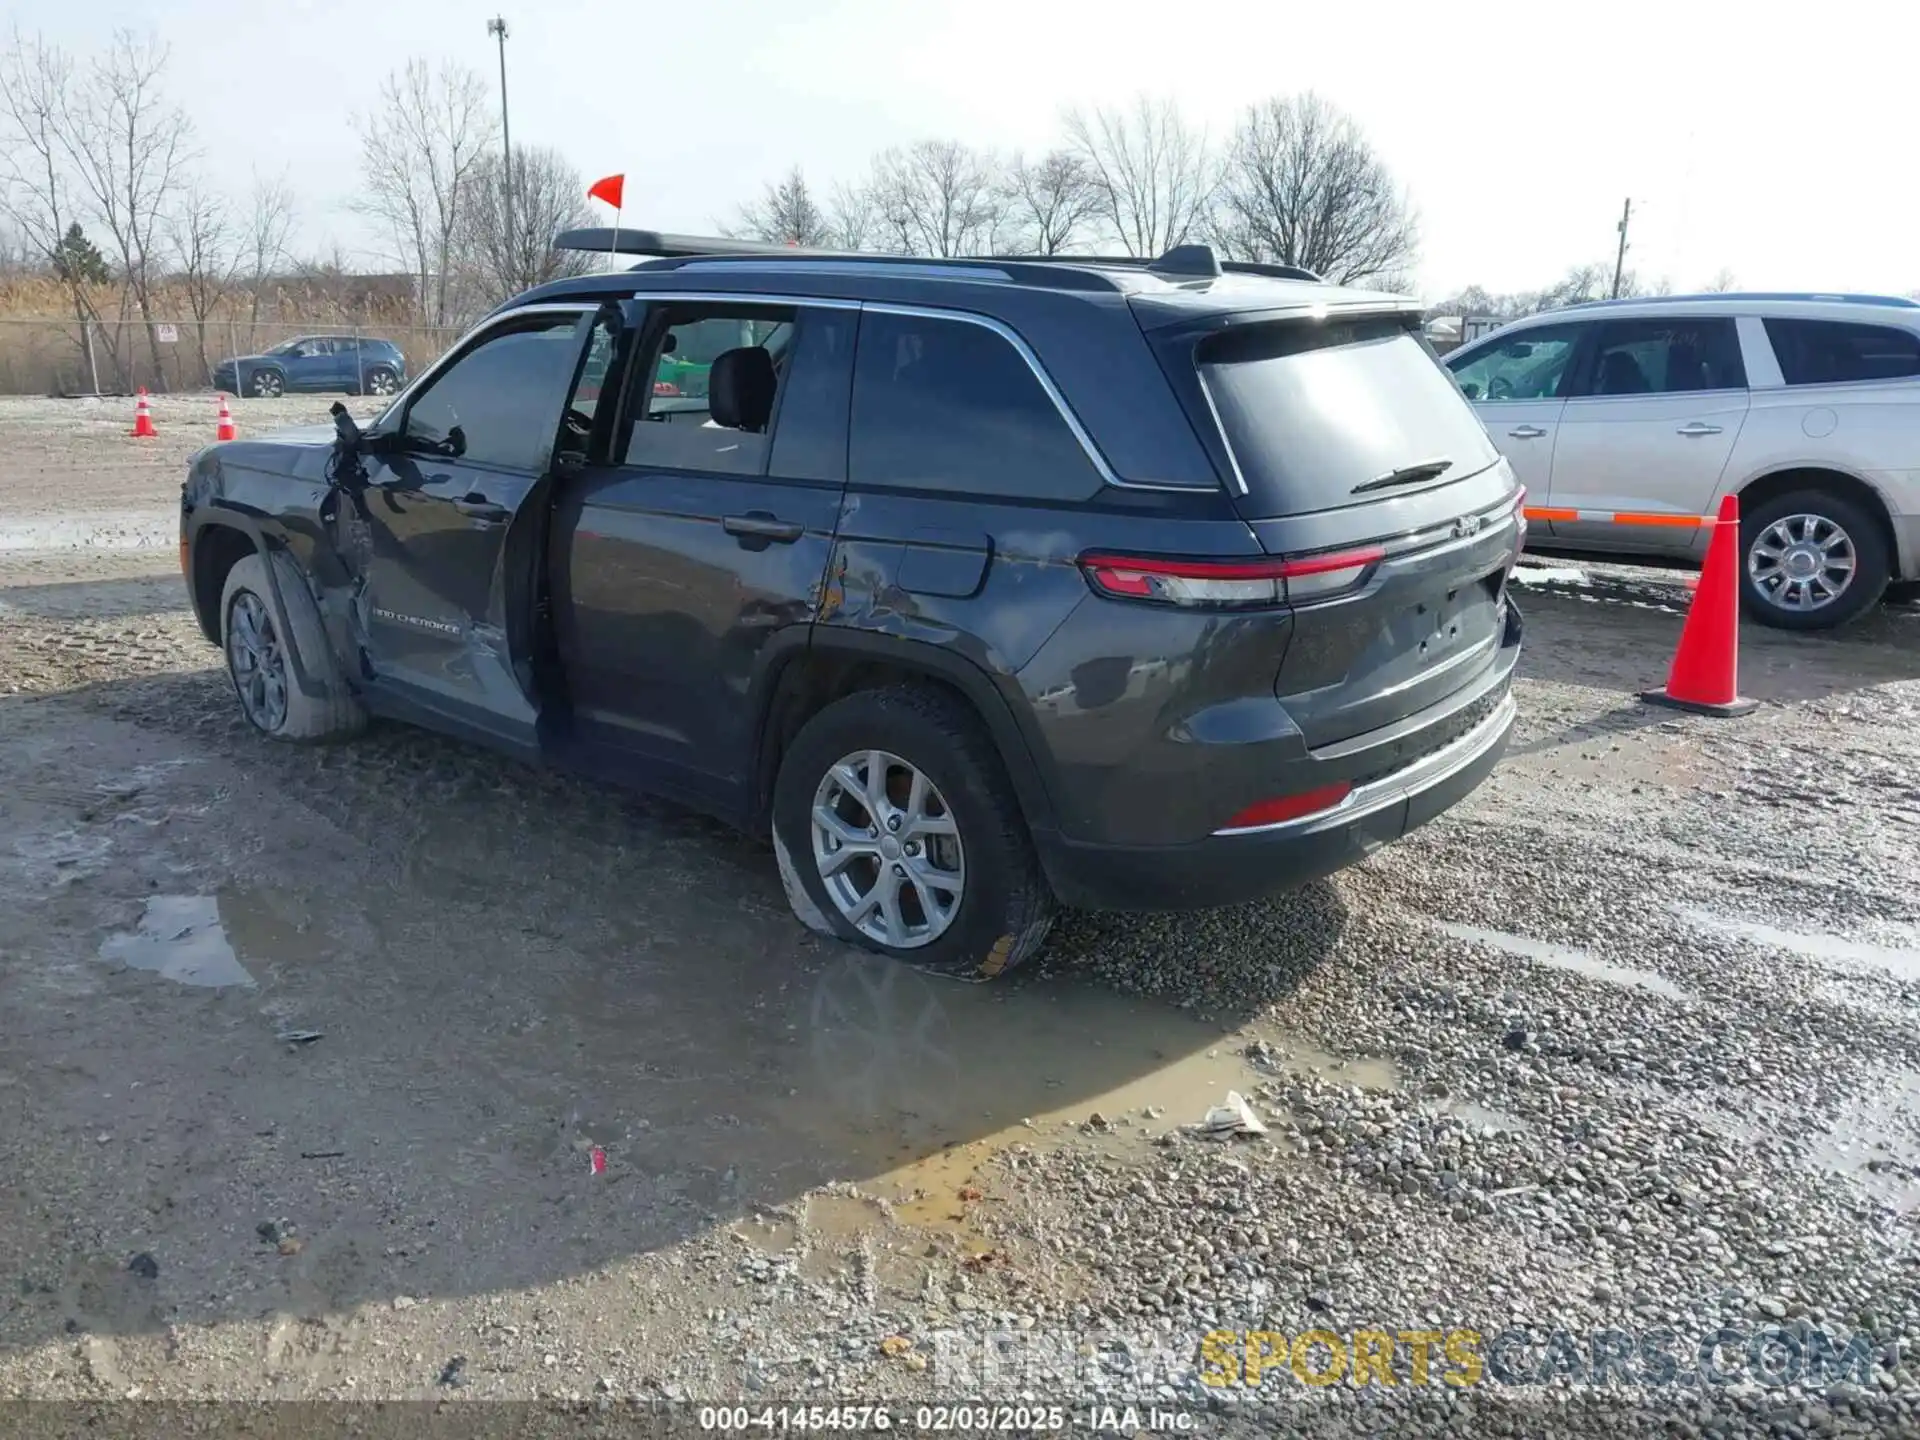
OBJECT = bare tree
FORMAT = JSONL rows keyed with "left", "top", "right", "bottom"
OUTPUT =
{"left": 54, "top": 31, "right": 195, "bottom": 386}
{"left": 1213, "top": 93, "right": 1417, "bottom": 287}
{"left": 870, "top": 141, "right": 1004, "bottom": 257}
{"left": 167, "top": 180, "right": 238, "bottom": 382}
{"left": 458, "top": 145, "right": 593, "bottom": 304}
{"left": 1701, "top": 266, "right": 1739, "bottom": 293}
{"left": 0, "top": 27, "right": 110, "bottom": 390}
{"left": 355, "top": 59, "right": 497, "bottom": 327}
{"left": 999, "top": 150, "right": 1098, "bottom": 255}
{"left": 826, "top": 180, "right": 877, "bottom": 251}
{"left": 732, "top": 165, "right": 830, "bottom": 247}
{"left": 242, "top": 170, "right": 295, "bottom": 339}
{"left": 1064, "top": 97, "right": 1213, "bottom": 257}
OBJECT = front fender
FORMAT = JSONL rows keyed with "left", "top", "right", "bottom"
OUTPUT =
{"left": 183, "top": 443, "right": 354, "bottom": 703}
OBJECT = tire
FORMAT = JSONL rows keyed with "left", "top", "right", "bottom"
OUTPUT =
{"left": 247, "top": 369, "right": 285, "bottom": 398}
{"left": 1739, "top": 489, "right": 1889, "bottom": 631}
{"left": 361, "top": 365, "right": 400, "bottom": 397}
{"left": 220, "top": 550, "right": 366, "bottom": 743}
{"left": 771, "top": 685, "right": 1055, "bottom": 981}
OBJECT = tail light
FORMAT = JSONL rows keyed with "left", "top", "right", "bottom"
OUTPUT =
{"left": 1514, "top": 486, "right": 1529, "bottom": 549}
{"left": 1077, "top": 546, "right": 1385, "bottom": 609}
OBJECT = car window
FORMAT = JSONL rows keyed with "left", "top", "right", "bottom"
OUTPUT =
{"left": 403, "top": 312, "right": 588, "bottom": 472}
{"left": 623, "top": 305, "right": 796, "bottom": 477}
{"left": 1447, "top": 326, "right": 1581, "bottom": 402}
{"left": 766, "top": 309, "right": 856, "bottom": 484}
{"left": 1579, "top": 318, "right": 1745, "bottom": 397}
{"left": 1200, "top": 316, "right": 1501, "bottom": 516}
{"left": 1763, "top": 318, "right": 1920, "bottom": 386}
{"left": 849, "top": 310, "right": 1104, "bottom": 500}
{"left": 299, "top": 339, "right": 332, "bottom": 357}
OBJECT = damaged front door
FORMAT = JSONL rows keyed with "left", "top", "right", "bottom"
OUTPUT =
{"left": 343, "top": 303, "right": 604, "bottom": 752}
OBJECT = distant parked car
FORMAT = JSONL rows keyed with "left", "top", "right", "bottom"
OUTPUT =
{"left": 213, "top": 336, "right": 407, "bottom": 400}
{"left": 1443, "top": 293, "right": 1920, "bottom": 630}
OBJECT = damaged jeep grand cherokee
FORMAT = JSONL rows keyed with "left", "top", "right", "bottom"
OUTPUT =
{"left": 180, "top": 229, "right": 1524, "bottom": 980}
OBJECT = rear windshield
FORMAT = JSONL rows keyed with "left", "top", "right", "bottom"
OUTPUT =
{"left": 1194, "top": 317, "right": 1499, "bottom": 513}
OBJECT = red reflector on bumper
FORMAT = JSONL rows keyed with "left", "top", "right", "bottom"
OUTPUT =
{"left": 1220, "top": 782, "right": 1353, "bottom": 832}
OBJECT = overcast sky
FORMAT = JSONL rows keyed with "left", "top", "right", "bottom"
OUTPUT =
{"left": 14, "top": 0, "right": 1920, "bottom": 299}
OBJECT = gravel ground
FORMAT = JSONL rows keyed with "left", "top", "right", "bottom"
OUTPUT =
{"left": 2, "top": 395, "right": 1919, "bottom": 1436}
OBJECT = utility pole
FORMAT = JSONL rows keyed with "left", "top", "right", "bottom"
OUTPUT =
{"left": 486, "top": 16, "right": 513, "bottom": 284}
{"left": 1610, "top": 197, "right": 1632, "bottom": 299}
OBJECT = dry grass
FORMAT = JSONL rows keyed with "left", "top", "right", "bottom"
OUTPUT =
{"left": 0, "top": 273, "right": 453, "bottom": 396}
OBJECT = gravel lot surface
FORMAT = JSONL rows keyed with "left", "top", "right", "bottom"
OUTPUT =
{"left": 2, "top": 395, "right": 1919, "bottom": 1436}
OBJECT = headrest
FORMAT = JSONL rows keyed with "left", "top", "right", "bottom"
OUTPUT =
{"left": 708, "top": 347, "right": 776, "bottom": 433}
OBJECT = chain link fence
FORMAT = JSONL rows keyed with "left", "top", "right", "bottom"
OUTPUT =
{"left": 0, "top": 317, "right": 467, "bottom": 397}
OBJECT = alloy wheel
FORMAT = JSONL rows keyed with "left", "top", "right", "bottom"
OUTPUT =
{"left": 227, "top": 590, "right": 289, "bottom": 732}
{"left": 810, "top": 749, "right": 965, "bottom": 949}
{"left": 1748, "top": 513, "right": 1856, "bottom": 612}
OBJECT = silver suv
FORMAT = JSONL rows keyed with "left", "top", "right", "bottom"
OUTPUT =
{"left": 1444, "top": 293, "right": 1920, "bottom": 629}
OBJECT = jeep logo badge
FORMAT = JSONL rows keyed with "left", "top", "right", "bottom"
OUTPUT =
{"left": 1453, "top": 514, "right": 1484, "bottom": 539}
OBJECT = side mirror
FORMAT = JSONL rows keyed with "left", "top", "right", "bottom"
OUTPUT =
{"left": 445, "top": 425, "right": 467, "bottom": 459}
{"left": 329, "top": 401, "right": 362, "bottom": 450}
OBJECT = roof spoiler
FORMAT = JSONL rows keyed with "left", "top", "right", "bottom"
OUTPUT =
{"left": 551, "top": 227, "right": 849, "bottom": 260}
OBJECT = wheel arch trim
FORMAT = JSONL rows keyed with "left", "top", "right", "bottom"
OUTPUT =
{"left": 748, "top": 626, "right": 1059, "bottom": 834}
{"left": 186, "top": 506, "right": 335, "bottom": 702}
{"left": 1721, "top": 462, "right": 1907, "bottom": 574}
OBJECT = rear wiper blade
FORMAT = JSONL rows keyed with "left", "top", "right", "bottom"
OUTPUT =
{"left": 1351, "top": 459, "right": 1452, "bottom": 495}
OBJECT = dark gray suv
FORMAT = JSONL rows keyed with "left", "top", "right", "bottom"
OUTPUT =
{"left": 179, "top": 232, "right": 1523, "bottom": 981}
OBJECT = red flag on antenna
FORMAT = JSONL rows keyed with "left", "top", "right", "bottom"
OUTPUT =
{"left": 587, "top": 174, "right": 624, "bottom": 210}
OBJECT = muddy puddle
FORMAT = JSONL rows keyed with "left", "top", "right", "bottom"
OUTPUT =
{"left": 1436, "top": 920, "right": 1693, "bottom": 1001}
{"left": 99, "top": 895, "right": 255, "bottom": 988}
{"left": 95, "top": 888, "right": 333, "bottom": 992}
{"left": 729, "top": 955, "right": 1416, "bottom": 1259}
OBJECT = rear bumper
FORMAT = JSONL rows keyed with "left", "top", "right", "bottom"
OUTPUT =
{"left": 1035, "top": 607, "right": 1521, "bottom": 911}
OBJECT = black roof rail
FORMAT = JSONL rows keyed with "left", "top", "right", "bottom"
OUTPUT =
{"left": 551, "top": 228, "right": 1327, "bottom": 288}
{"left": 552, "top": 227, "right": 853, "bottom": 259}
{"left": 988, "top": 247, "right": 1323, "bottom": 284}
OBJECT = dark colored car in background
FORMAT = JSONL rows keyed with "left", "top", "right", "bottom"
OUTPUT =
{"left": 212, "top": 335, "right": 407, "bottom": 399}
{"left": 179, "top": 231, "right": 1524, "bottom": 981}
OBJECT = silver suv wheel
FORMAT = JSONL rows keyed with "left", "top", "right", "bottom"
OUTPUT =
{"left": 1747, "top": 512, "right": 1856, "bottom": 613}
{"left": 811, "top": 749, "right": 965, "bottom": 949}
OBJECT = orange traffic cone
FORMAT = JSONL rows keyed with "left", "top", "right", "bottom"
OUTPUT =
{"left": 1640, "top": 494, "right": 1756, "bottom": 717}
{"left": 130, "top": 387, "right": 157, "bottom": 438}
{"left": 216, "top": 393, "right": 236, "bottom": 441}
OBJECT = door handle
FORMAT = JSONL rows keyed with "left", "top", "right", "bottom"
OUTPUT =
{"left": 452, "top": 494, "right": 508, "bottom": 522}
{"left": 723, "top": 512, "right": 805, "bottom": 544}
{"left": 1676, "top": 422, "right": 1723, "bottom": 437}
{"left": 1507, "top": 425, "right": 1548, "bottom": 439}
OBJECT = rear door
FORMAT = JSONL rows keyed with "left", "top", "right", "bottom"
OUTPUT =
{"left": 1159, "top": 310, "right": 1523, "bottom": 748}
{"left": 346, "top": 303, "right": 607, "bottom": 752}
{"left": 1445, "top": 322, "right": 1584, "bottom": 506}
{"left": 551, "top": 299, "right": 856, "bottom": 814}
{"left": 1548, "top": 316, "right": 1750, "bottom": 552}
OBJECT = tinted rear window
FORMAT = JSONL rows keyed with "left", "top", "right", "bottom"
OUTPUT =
{"left": 850, "top": 310, "right": 1105, "bottom": 501}
{"left": 1763, "top": 318, "right": 1920, "bottom": 385}
{"left": 1196, "top": 318, "right": 1500, "bottom": 514}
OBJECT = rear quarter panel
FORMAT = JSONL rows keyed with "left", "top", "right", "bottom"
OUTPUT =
{"left": 1715, "top": 382, "right": 1920, "bottom": 568}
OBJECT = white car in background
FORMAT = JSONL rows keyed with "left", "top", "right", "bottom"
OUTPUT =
{"left": 1442, "top": 293, "right": 1920, "bottom": 629}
